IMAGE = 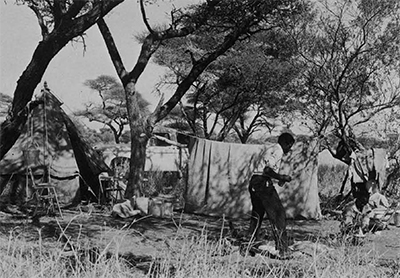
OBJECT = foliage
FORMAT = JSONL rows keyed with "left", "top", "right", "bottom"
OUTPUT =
{"left": 357, "top": 107, "right": 400, "bottom": 143}
{"left": 142, "top": 170, "right": 183, "bottom": 198}
{"left": 69, "top": 116, "right": 105, "bottom": 145}
{"left": 154, "top": 18, "right": 303, "bottom": 142}
{"left": 318, "top": 164, "right": 347, "bottom": 197}
{"left": 156, "top": 105, "right": 195, "bottom": 136}
{"left": 16, "top": 0, "right": 99, "bottom": 35}
{"left": 0, "top": 93, "right": 12, "bottom": 119}
{"left": 286, "top": 0, "right": 400, "bottom": 150}
{"left": 0, "top": 92, "right": 12, "bottom": 104}
{"left": 99, "top": 0, "right": 311, "bottom": 197}
{"left": 75, "top": 75, "right": 150, "bottom": 144}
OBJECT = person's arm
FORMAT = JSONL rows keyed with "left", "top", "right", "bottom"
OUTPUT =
{"left": 263, "top": 166, "right": 291, "bottom": 183}
{"left": 262, "top": 146, "right": 291, "bottom": 186}
{"left": 379, "top": 194, "right": 390, "bottom": 208}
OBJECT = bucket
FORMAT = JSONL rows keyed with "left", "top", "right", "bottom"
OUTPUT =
{"left": 149, "top": 198, "right": 163, "bottom": 217}
{"left": 160, "top": 194, "right": 175, "bottom": 217}
{"left": 149, "top": 195, "right": 175, "bottom": 218}
{"left": 394, "top": 211, "right": 400, "bottom": 227}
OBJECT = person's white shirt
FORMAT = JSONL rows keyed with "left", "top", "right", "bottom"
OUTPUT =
{"left": 369, "top": 192, "right": 389, "bottom": 209}
{"left": 253, "top": 143, "right": 284, "bottom": 175}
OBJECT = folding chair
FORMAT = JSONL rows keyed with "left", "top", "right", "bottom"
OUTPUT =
{"left": 28, "top": 167, "right": 63, "bottom": 218}
{"left": 99, "top": 172, "right": 125, "bottom": 206}
{"left": 106, "top": 177, "right": 125, "bottom": 206}
{"left": 104, "top": 156, "right": 128, "bottom": 205}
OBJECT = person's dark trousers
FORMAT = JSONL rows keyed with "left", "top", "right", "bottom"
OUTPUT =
{"left": 248, "top": 175, "right": 288, "bottom": 254}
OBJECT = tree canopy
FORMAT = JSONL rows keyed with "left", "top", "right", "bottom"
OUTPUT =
{"left": 98, "top": 0, "right": 310, "bottom": 197}
{"left": 75, "top": 75, "right": 150, "bottom": 144}
{"left": 152, "top": 3, "right": 306, "bottom": 142}
{"left": 286, "top": 0, "right": 400, "bottom": 153}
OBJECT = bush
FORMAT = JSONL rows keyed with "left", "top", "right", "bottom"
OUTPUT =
{"left": 318, "top": 164, "right": 347, "bottom": 198}
{"left": 142, "top": 170, "right": 187, "bottom": 206}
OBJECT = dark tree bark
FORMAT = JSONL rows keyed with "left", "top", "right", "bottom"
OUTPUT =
{"left": 0, "top": 0, "right": 123, "bottom": 159}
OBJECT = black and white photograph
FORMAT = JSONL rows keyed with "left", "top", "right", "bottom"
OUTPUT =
{"left": 0, "top": 0, "right": 399, "bottom": 277}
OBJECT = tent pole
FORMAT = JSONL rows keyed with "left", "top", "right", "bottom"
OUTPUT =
{"left": 26, "top": 167, "right": 28, "bottom": 202}
{"left": 43, "top": 90, "right": 47, "bottom": 178}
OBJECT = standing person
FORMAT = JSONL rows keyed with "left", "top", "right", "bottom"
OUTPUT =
{"left": 247, "top": 132, "right": 295, "bottom": 258}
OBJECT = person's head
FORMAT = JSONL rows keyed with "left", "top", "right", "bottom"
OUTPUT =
{"left": 366, "top": 180, "right": 379, "bottom": 194}
{"left": 336, "top": 140, "right": 352, "bottom": 164}
{"left": 355, "top": 194, "right": 369, "bottom": 211}
{"left": 278, "top": 132, "right": 295, "bottom": 154}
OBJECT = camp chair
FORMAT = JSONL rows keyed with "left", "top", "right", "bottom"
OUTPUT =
{"left": 99, "top": 173, "right": 125, "bottom": 206}
{"left": 101, "top": 156, "right": 129, "bottom": 206}
{"left": 108, "top": 178, "right": 125, "bottom": 205}
{"left": 99, "top": 172, "right": 124, "bottom": 206}
{"left": 28, "top": 166, "right": 63, "bottom": 218}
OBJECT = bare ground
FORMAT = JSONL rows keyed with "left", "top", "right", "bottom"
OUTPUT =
{"left": 1, "top": 205, "right": 399, "bottom": 275}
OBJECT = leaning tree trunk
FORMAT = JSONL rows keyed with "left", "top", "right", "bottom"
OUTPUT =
{"left": 0, "top": 0, "right": 123, "bottom": 160}
{"left": 0, "top": 34, "right": 71, "bottom": 159}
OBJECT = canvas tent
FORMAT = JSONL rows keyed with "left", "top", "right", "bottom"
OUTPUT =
{"left": 185, "top": 137, "right": 322, "bottom": 219}
{"left": 0, "top": 87, "right": 110, "bottom": 206}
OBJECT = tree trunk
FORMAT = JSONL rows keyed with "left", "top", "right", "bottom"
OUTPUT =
{"left": 0, "top": 1, "right": 123, "bottom": 160}
{"left": 0, "top": 100, "right": 43, "bottom": 158}
{"left": 125, "top": 127, "right": 148, "bottom": 198}
{"left": 1, "top": 35, "right": 70, "bottom": 159}
{"left": 123, "top": 82, "right": 149, "bottom": 198}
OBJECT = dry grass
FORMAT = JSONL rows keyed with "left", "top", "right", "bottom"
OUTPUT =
{"left": 0, "top": 218, "right": 142, "bottom": 278}
{"left": 1, "top": 215, "right": 399, "bottom": 278}
{"left": 151, "top": 233, "right": 400, "bottom": 278}
{"left": 2, "top": 163, "right": 398, "bottom": 277}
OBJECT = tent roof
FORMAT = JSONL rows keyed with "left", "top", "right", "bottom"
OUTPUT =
{"left": 0, "top": 89, "right": 110, "bottom": 178}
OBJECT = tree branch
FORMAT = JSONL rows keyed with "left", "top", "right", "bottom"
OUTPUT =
{"left": 28, "top": 3, "right": 49, "bottom": 38}
{"left": 139, "top": 0, "right": 154, "bottom": 34}
{"left": 97, "top": 18, "right": 128, "bottom": 80}
{"left": 153, "top": 22, "right": 247, "bottom": 122}
{"left": 52, "top": 0, "right": 64, "bottom": 28}
{"left": 64, "top": 0, "right": 87, "bottom": 20}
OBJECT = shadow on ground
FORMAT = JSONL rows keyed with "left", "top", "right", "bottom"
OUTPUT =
{"left": 1, "top": 205, "right": 399, "bottom": 266}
